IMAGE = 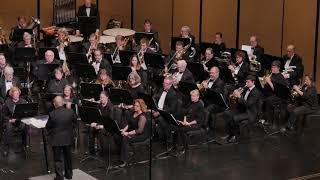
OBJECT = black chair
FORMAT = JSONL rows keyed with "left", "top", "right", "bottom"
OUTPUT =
{"left": 300, "top": 94, "right": 320, "bottom": 133}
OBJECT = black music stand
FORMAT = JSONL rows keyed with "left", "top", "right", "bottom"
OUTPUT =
{"left": 80, "top": 83, "right": 103, "bottom": 101}
{"left": 144, "top": 52, "right": 165, "bottom": 69}
{"left": 119, "top": 50, "right": 136, "bottom": 66}
{"left": 36, "top": 64, "right": 60, "bottom": 81}
{"left": 78, "top": 106, "right": 105, "bottom": 164}
{"left": 67, "top": 52, "right": 89, "bottom": 67}
{"left": 11, "top": 29, "right": 33, "bottom": 42}
{"left": 187, "top": 62, "right": 207, "bottom": 82}
{"left": 112, "top": 66, "right": 132, "bottom": 82}
{"left": 38, "top": 48, "right": 60, "bottom": 60}
{"left": 205, "top": 59, "right": 220, "bottom": 70}
{"left": 170, "top": 37, "right": 191, "bottom": 50}
{"left": 199, "top": 42, "right": 221, "bottom": 57}
{"left": 158, "top": 109, "right": 180, "bottom": 126}
{"left": 104, "top": 53, "right": 113, "bottom": 66}
{"left": 109, "top": 88, "right": 133, "bottom": 105}
{"left": 203, "top": 90, "right": 229, "bottom": 110}
{"left": 0, "top": 44, "right": 9, "bottom": 53}
{"left": 219, "top": 66, "right": 235, "bottom": 85}
{"left": 137, "top": 92, "right": 158, "bottom": 111}
{"left": 75, "top": 64, "right": 97, "bottom": 81}
{"left": 134, "top": 32, "right": 154, "bottom": 45}
{"left": 12, "top": 102, "right": 38, "bottom": 119}
{"left": 14, "top": 47, "right": 36, "bottom": 62}
{"left": 78, "top": 16, "right": 98, "bottom": 39}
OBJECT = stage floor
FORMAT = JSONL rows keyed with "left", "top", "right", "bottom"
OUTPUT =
{"left": 1, "top": 123, "right": 320, "bottom": 180}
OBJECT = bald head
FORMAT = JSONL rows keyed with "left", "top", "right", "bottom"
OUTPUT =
{"left": 286, "top": 44, "right": 295, "bottom": 58}
{"left": 45, "top": 50, "right": 55, "bottom": 63}
{"left": 53, "top": 96, "right": 64, "bottom": 108}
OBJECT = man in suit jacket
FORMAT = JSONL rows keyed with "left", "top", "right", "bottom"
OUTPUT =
{"left": 250, "top": 35, "right": 264, "bottom": 62}
{"left": 0, "top": 66, "right": 21, "bottom": 99}
{"left": 173, "top": 60, "right": 195, "bottom": 86}
{"left": 223, "top": 75, "right": 262, "bottom": 143}
{"left": 46, "top": 96, "right": 77, "bottom": 180}
{"left": 282, "top": 44, "right": 304, "bottom": 86}
{"left": 92, "top": 49, "right": 112, "bottom": 75}
{"left": 76, "top": 0, "right": 100, "bottom": 39}
{"left": 228, "top": 51, "right": 250, "bottom": 87}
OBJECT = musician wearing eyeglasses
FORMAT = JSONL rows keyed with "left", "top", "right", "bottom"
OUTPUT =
{"left": 214, "top": 32, "right": 226, "bottom": 53}
{"left": 249, "top": 35, "right": 264, "bottom": 62}
{"left": 228, "top": 51, "right": 250, "bottom": 87}
{"left": 92, "top": 48, "right": 112, "bottom": 75}
{"left": 2, "top": 86, "right": 27, "bottom": 156}
{"left": 133, "top": 38, "right": 155, "bottom": 70}
{"left": 200, "top": 48, "right": 219, "bottom": 72}
{"left": 82, "top": 33, "right": 103, "bottom": 58}
{"left": 0, "top": 66, "right": 21, "bottom": 99}
{"left": 222, "top": 75, "right": 262, "bottom": 143}
{"left": 76, "top": 0, "right": 100, "bottom": 39}
{"left": 16, "top": 32, "right": 33, "bottom": 48}
{"left": 88, "top": 91, "right": 114, "bottom": 155}
{"left": 284, "top": 75, "right": 319, "bottom": 131}
{"left": 179, "top": 26, "right": 195, "bottom": 47}
{"left": 281, "top": 44, "right": 304, "bottom": 86}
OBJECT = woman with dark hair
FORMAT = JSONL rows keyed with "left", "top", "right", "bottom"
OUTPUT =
{"left": 129, "top": 54, "right": 147, "bottom": 85}
{"left": 285, "top": 74, "right": 319, "bottom": 130}
{"left": 63, "top": 85, "right": 79, "bottom": 108}
{"left": 118, "top": 99, "right": 149, "bottom": 166}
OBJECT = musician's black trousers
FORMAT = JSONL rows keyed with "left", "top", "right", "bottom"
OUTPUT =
{"left": 206, "top": 104, "right": 225, "bottom": 131}
{"left": 223, "top": 109, "right": 249, "bottom": 137}
{"left": 88, "top": 127, "right": 103, "bottom": 154}
{"left": 287, "top": 105, "right": 315, "bottom": 127}
{"left": 119, "top": 134, "right": 147, "bottom": 163}
{"left": 52, "top": 145, "right": 73, "bottom": 180}
{"left": 3, "top": 122, "right": 27, "bottom": 150}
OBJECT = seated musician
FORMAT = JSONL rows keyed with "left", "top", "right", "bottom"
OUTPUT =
{"left": 88, "top": 91, "right": 114, "bottom": 155}
{"left": 202, "top": 66, "right": 226, "bottom": 133}
{"left": 17, "top": 32, "right": 33, "bottom": 48}
{"left": 47, "top": 67, "right": 69, "bottom": 94}
{"left": 110, "top": 35, "right": 127, "bottom": 64}
{"left": 0, "top": 53, "right": 8, "bottom": 78}
{"left": 249, "top": 35, "right": 264, "bottom": 62}
{"left": 282, "top": 44, "right": 303, "bottom": 86}
{"left": 92, "top": 48, "right": 112, "bottom": 75}
{"left": 214, "top": 32, "right": 226, "bottom": 53}
{"left": 133, "top": 38, "right": 155, "bottom": 70}
{"left": 36, "top": 50, "right": 60, "bottom": 65}
{"left": 117, "top": 99, "right": 148, "bottom": 166}
{"left": 153, "top": 76, "right": 178, "bottom": 142}
{"left": 172, "top": 89, "right": 204, "bottom": 153}
{"left": 127, "top": 72, "right": 145, "bottom": 100}
{"left": 285, "top": 74, "right": 319, "bottom": 131}
{"left": 143, "top": 19, "right": 159, "bottom": 41}
{"left": 166, "top": 41, "right": 192, "bottom": 65}
{"left": 95, "top": 69, "right": 114, "bottom": 90}
{"left": 200, "top": 48, "right": 219, "bottom": 72}
{"left": 9, "top": 16, "right": 28, "bottom": 41}
{"left": 0, "top": 66, "right": 21, "bottom": 99}
{"left": 129, "top": 54, "right": 147, "bottom": 85}
{"left": 172, "top": 60, "right": 195, "bottom": 87}
{"left": 52, "top": 28, "right": 70, "bottom": 61}
{"left": 228, "top": 51, "right": 250, "bottom": 87}
{"left": 179, "top": 26, "right": 195, "bottom": 47}
{"left": 81, "top": 33, "right": 103, "bottom": 59}
{"left": 223, "top": 75, "right": 262, "bottom": 143}
{"left": 263, "top": 60, "right": 289, "bottom": 125}
{"left": 2, "top": 86, "right": 27, "bottom": 156}
{"left": 63, "top": 85, "right": 79, "bottom": 109}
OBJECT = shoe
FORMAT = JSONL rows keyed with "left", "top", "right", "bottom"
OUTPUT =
{"left": 3, "top": 151, "right": 8, "bottom": 157}
{"left": 119, "top": 162, "right": 127, "bottom": 168}
{"left": 227, "top": 136, "right": 238, "bottom": 143}
{"left": 220, "top": 134, "right": 230, "bottom": 140}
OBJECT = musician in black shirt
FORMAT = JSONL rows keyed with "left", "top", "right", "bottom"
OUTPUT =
{"left": 47, "top": 67, "right": 69, "bottom": 94}
{"left": 214, "top": 32, "right": 226, "bottom": 53}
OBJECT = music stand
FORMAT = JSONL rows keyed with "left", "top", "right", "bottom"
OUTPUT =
{"left": 11, "top": 29, "right": 33, "bottom": 42}
{"left": 187, "top": 62, "right": 207, "bottom": 82}
{"left": 134, "top": 32, "right": 154, "bottom": 45}
{"left": 75, "top": 64, "right": 97, "bottom": 80}
{"left": 199, "top": 42, "right": 221, "bottom": 57}
{"left": 109, "top": 88, "right": 133, "bottom": 105}
{"left": 111, "top": 66, "right": 132, "bottom": 81}
{"left": 38, "top": 48, "right": 60, "bottom": 60}
{"left": 14, "top": 47, "right": 36, "bottom": 62}
{"left": 119, "top": 50, "right": 136, "bottom": 66}
{"left": 67, "top": 52, "right": 89, "bottom": 67}
{"left": 0, "top": 44, "right": 9, "bottom": 53}
{"left": 203, "top": 90, "right": 229, "bottom": 110}
{"left": 12, "top": 102, "right": 39, "bottom": 119}
{"left": 78, "top": 16, "right": 98, "bottom": 39}
{"left": 144, "top": 52, "right": 165, "bottom": 69}
{"left": 178, "top": 81, "right": 199, "bottom": 96}
{"left": 137, "top": 92, "right": 158, "bottom": 111}
{"left": 104, "top": 53, "right": 113, "bottom": 66}
{"left": 80, "top": 83, "right": 103, "bottom": 101}
{"left": 170, "top": 37, "right": 191, "bottom": 50}
{"left": 219, "top": 66, "right": 235, "bottom": 85}
{"left": 205, "top": 59, "right": 220, "bottom": 70}
{"left": 36, "top": 64, "right": 60, "bottom": 81}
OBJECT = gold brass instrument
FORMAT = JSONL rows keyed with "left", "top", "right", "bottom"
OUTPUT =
{"left": 258, "top": 70, "right": 272, "bottom": 88}
{"left": 229, "top": 86, "right": 246, "bottom": 105}
{"left": 291, "top": 84, "right": 304, "bottom": 99}
{"left": 197, "top": 79, "right": 209, "bottom": 92}
{"left": 27, "top": 16, "right": 41, "bottom": 30}
{"left": 86, "top": 44, "right": 97, "bottom": 64}
{"left": 111, "top": 37, "right": 129, "bottom": 63}
{"left": 58, "top": 36, "right": 71, "bottom": 47}
{"left": 249, "top": 55, "right": 261, "bottom": 72}
{"left": 0, "top": 27, "right": 7, "bottom": 44}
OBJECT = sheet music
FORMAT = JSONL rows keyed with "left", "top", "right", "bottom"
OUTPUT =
{"left": 241, "top": 45, "right": 253, "bottom": 56}
{"left": 21, "top": 115, "right": 49, "bottom": 129}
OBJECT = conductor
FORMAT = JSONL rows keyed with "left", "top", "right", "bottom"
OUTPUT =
{"left": 46, "top": 96, "right": 77, "bottom": 180}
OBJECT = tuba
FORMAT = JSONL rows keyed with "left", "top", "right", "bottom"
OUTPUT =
{"left": 229, "top": 86, "right": 246, "bottom": 105}
{"left": 249, "top": 55, "right": 261, "bottom": 72}
{"left": 27, "top": 16, "right": 41, "bottom": 30}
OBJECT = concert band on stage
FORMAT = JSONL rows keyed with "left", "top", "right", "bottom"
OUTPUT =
{"left": 0, "top": 0, "right": 318, "bottom": 178}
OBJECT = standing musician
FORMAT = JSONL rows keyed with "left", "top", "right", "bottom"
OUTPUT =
{"left": 127, "top": 72, "right": 145, "bottom": 100}
{"left": 285, "top": 74, "right": 319, "bottom": 131}
{"left": 0, "top": 66, "right": 21, "bottom": 99}
{"left": 143, "top": 19, "right": 159, "bottom": 41}
{"left": 9, "top": 16, "right": 28, "bottom": 41}
{"left": 47, "top": 67, "right": 69, "bottom": 94}
{"left": 263, "top": 60, "right": 289, "bottom": 124}
{"left": 88, "top": 91, "right": 114, "bottom": 155}
{"left": 228, "top": 51, "right": 250, "bottom": 87}
{"left": 17, "top": 32, "right": 33, "bottom": 48}
{"left": 153, "top": 76, "right": 178, "bottom": 142}
{"left": 129, "top": 54, "right": 148, "bottom": 85}
{"left": 249, "top": 35, "right": 264, "bottom": 62}
{"left": 76, "top": 0, "right": 100, "bottom": 39}
{"left": 46, "top": 96, "right": 77, "bottom": 180}
{"left": 202, "top": 67, "right": 226, "bottom": 133}
{"left": 95, "top": 69, "right": 115, "bottom": 90}
{"left": 92, "top": 48, "right": 112, "bottom": 75}
{"left": 2, "top": 86, "right": 27, "bottom": 157}
{"left": 213, "top": 32, "right": 226, "bottom": 53}
{"left": 282, "top": 44, "right": 304, "bottom": 86}
{"left": 223, "top": 75, "right": 262, "bottom": 143}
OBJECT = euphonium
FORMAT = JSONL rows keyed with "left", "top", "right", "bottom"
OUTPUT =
{"left": 229, "top": 86, "right": 246, "bottom": 104}
{"left": 249, "top": 55, "right": 261, "bottom": 72}
{"left": 197, "top": 79, "right": 209, "bottom": 92}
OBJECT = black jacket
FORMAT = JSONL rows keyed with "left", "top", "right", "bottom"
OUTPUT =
{"left": 154, "top": 87, "right": 178, "bottom": 117}
{"left": 46, "top": 106, "right": 77, "bottom": 146}
{"left": 299, "top": 86, "right": 319, "bottom": 110}
{"left": 282, "top": 54, "right": 304, "bottom": 86}
{"left": 253, "top": 45, "right": 264, "bottom": 61}
{"left": 235, "top": 61, "right": 250, "bottom": 87}
{"left": 0, "top": 76, "right": 21, "bottom": 98}
{"left": 77, "top": 4, "right": 100, "bottom": 29}
{"left": 237, "top": 87, "right": 262, "bottom": 122}
{"left": 2, "top": 97, "right": 27, "bottom": 125}
{"left": 180, "top": 69, "right": 195, "bottom": 83}
{"left": 208, "top": 77, "right": 225, "bottom": 95}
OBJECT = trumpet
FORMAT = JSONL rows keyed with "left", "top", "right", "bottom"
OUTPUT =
{"left": 291, "top": 84, "right": 304, "bottom": 98}
{"left": 58, "top": 36, "right": 70, "bottom": 47}
{"left": 86, "top": 44, "right": 97, "bottom": 64}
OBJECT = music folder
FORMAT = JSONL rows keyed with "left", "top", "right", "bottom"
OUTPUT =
{"left": 80, "top": 82, "right": 103, "bottom": 101}
{"left": 134, "top": 32, "right": 154, "bottom": 45}
{"left": 12, "top": 102, "right": 39, "bottom": 119}
{"left": 75, "top": 64, "right": 97, "bottom": 80}
{"left": 144, "top": 52, "right": 165, "bottom": 69}
{"left": 187, "top": 62, "right": 207, "bottom": 82}
{"left": 102, "top": 118, "right": 121, "bottom": 135}
{"left": 11, "top": 28, "right": 33, "bottom": 42}
{"left": 158, "top": 109, "right": 180, "bottom": 126}
{"left": 38, "top": 47, "right": 60, "bottom": 60}
{"left": 170, "top": 37, "right": 191, "bottom": 50}
{"left": 14, "top": 47, "right": 36, "bottom": 61}
{"left": 109, "top": 88, "right": 133, "bottom": 105}
{"left": 78, "top": 106, "right": 103, "bottom": 125}
{"left": 67, "top": 52, "right": 89, "bottom": 66}
{"left": 203, "top": 89, "right": 229, "bottom": 109}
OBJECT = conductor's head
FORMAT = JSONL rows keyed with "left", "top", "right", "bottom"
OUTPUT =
{"left": 53, "top": 96, "right": 64, "bottom": 109}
